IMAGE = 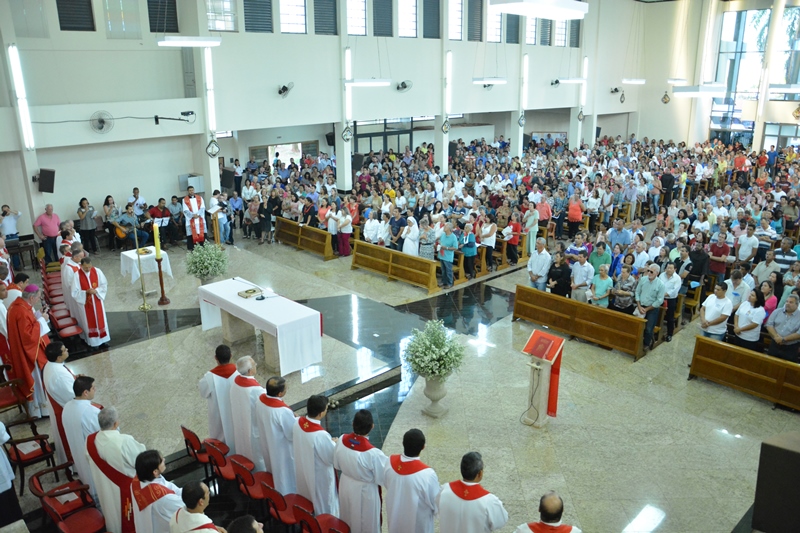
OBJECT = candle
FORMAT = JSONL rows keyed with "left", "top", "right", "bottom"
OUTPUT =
{"left": 153, "top": 224, "right": 161, "bottom": 259}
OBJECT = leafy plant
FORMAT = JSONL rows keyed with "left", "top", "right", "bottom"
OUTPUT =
{"left": 186, "top": 243, "right": 228, "bottom": 280}
{"left": 404, "top": 320, "right": 465, "bottom": 379}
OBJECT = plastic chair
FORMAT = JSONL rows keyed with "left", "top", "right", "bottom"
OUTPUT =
{"left": 232, "top": 458, "right": 274, "bottom": 500}
{"left": 3, "top": 417, "right": 56, "bottom": 495}
{"left": 180, "top": 425, "right": 230, "bottom": 480}
{"left": 261, "top": 482, "right": 314, "bottom": 528}
{"left": 0, "top": 373, "right": 28, "bottom": 417}
{"left": 205, "top": 441, "right": 255, "bottom": 490}
{"left": 30, "top": 462, "right": 96, "bottom": 522}
{"left": 293, "top": 504, "right": 351, "bottom": 533}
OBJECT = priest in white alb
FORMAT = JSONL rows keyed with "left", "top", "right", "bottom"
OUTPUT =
{"left": 42, "top": 342, "right": 78, "bottom": 465}
{"left": 198, "top": 345, "right": 238, "bottom": 451}
{"left": 333, "top": 409, "right": 388, "bottom": 533}
{"left": 131, "top": 450, "right": 183, "bottom": 533}
{"left": 229, "top": 356, "right": 265, "bottom": 471}
{"left": 62, "top": 376, "right": 102, "bottom": 496}
{"left": 293, "top": 394, "right": 338, "bottom": 516}
{"left": 0, "top": 283, "right": 10, "bottom": 367}
{"left": 71, "top": 257, "right": 110, "bottom": 347}
{"left": 86, "top": 406, "right": 146, "bottom": 533}
{"left": 437, "top": 451, "right": 508, "bottom": 533}
{"left": 383, "top": 428, "right": 440, "bottom": 533}
{"left": 4, "top": 272, "right": 29, "bottom": 308}
{"left": 255, "top": 376, "right": 297, "bottom": 494}
{"left": 168, "top": 481, "right": 224, "bottom": 533}
{"left": 60, "top": 243, "right": 84, "bottom": 320}
{"left": 183, "top": 185, "right": 206, "bottom": 251}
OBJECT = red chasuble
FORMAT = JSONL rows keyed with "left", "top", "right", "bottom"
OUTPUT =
{"left": 131, "top": 477, "right": 176, "bottom": 511}
{"left": 6, "top": 298, "right": 49, "bottom": 400}
{"left": 78, "top": 267, "right": 108, "bottom": 340}
{"left": 209, "top": 363, "right": 237, "bottom": 379}
{"left": 298, "top": 416, "right": 324, "bottom": 433}
{"left": 389, "top": 454, "right": 430, "bottom": 475}
{"left": 86, "top": 433, "right": 136, "bottom": 533}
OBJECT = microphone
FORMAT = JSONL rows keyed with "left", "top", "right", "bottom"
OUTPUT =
{"left": 232, "top": 277, "right": 269, "bottom": 300}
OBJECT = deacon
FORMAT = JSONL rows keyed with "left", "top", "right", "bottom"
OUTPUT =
{"left": 383, "top": 428, "right": 440, "bottom": 533}
{"left": 293, "top": 394, "right": 338, "bottom": 516}
{"left": 87, "top": 406, "right": 146, "bottom": 533}
{"left": 61, "top": 242, "right": 85, "bottom": 320}
{"left": 6, "top": 284, "right": 49, "bottom": 418}
{"left": 131, "top": 450, "right": 184, "bottom": 533}
{"left": 0, "top": 283, "right": 9, "bottom": 366}
{"left": 514, "top": 491, "right": 582, "bottom": 533}
{"left": 72, "top": 257, "right": 110, "bottom": 348}
{"left": 229, "top": 356, "right": 266, "bottom": 471}
{"left": 169, "top": 481, "right": 227, "bottom": 533}
{"left": 198, "top": 345, "right": 238, "bottom": 451}
{"left": 255, "top": 376, "right": 297, "bottom": 494}
{"left": 183, "top": 185, "right": 206, "bottom": 251}
{"left": 333, "top": 409, "right": 388, "bottom": 533}
{"left": 437, "top": 451, "right": 509, "bottom": 533}
{"left": 4, "top": 272, "right": 29, "bottom": 307}
{"left": 42, "top": 342, "right": 78, "bottom": 465}
{"left": 62, "top": 376, "right": 101, "bottom": 496}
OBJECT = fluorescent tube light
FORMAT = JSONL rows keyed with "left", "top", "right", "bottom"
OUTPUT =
{"left": 522, "top": 54, "right": 529, "bottom": 109}
{"left": 345, "top": 79, "right": 392, "bottom": 87}
{"left": 473, "top": 77, "right": 508, "bottom": 85}
{"left": 672, "top": 84, "right": 726, "bottom": 98}
{"left": 489, "top": 0, "right": 588, "bottom": 20}
{"left": 204, "top": 48, "right": 217, "bottom": 131}
{"left": 667, "top": 78, "right": 688, "bottom": 85}
{"left": 446, "top": 51, "right": 453, "bottom": 114}
{"left": 557, "top": 77, "right": 585, "bottom": 84}
{"left": 768, "top": 84, "right": 800, "bottom": 94}
{"left": 622, "top": 78, "right": 646, "bottom": 85}
{"left": 158, "top": 36, "right": 221, "bottom": 47}
{"left": 7, "top": 45, "right": 34, "bottom": 150}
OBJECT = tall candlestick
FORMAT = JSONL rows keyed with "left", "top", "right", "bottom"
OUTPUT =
{"left": 153, "top": 224, "right": 162, "bottom": 259}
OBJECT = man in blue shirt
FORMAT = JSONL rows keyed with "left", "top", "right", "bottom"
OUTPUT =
{"left": 607, "top": 218, "right": 632, "bottom": 252}
{"left": 767, "top": 145, "right": 779, "bottom": 177}
{"left": 438, "top": 223, "right": 459, "bottom": 289}
{"left": 228, "top": 191, "right": 243, "bottom": 230}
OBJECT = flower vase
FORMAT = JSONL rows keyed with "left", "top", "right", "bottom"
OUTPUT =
{"left": 421, "top": 375, "right": 449, "bottom": 418}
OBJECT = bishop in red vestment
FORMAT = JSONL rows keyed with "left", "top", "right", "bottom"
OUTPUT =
{"left": 6, "top": 285, "right": 49, "bottom": 418}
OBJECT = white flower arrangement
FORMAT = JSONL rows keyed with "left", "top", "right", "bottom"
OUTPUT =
{"left": 404, "top": 320, "right": 465, "bottom": 379}
{"left": 186, "top": 243, "right": 229, "bottom": 280}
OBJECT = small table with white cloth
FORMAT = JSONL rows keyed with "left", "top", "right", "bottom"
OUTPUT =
{"left": 198, "top": 278, "right": 322, "bottom": 376}
{"left": 120, "top": 246, "right": 173, "bottom": 284}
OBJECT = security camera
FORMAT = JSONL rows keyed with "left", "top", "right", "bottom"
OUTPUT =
{"left": 551, "top": 80, "right": 560, "bottom": 87}
{"left": 610, "top": 87, "right": 620, "bottom": 94}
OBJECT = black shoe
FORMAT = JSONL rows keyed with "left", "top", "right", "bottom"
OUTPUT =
{"left": 666, "top": 335, "right": 672, "bottom": 342}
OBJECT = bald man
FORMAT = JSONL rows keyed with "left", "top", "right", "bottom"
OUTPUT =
{"left": 515, "top": 491, "right": 581, "bottom": 533}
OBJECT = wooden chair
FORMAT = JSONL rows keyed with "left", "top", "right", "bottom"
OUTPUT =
{"left": 683, "top": 286, "right": 702, "bottom": 323}
{"left": 0, "top": 373, "right": 28, "bottom": 418}
{"left": 31, "top": 463, "right": 105, "bottom": 533}
{"left": 3, "top": 417, "right": 57, "bottom": 495}
{"left": 294, "top": 504, "right": 351, "bottom": 533}
{"left": 261, "top": 482, "right": 314, "bottom": 529}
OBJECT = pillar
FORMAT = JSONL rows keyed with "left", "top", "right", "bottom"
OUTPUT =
{"left": 568, "top": 108, "right": 582, "bottom": 149}
{"left": 334, "top": 122, "right": 353, "bottom": 191}
{"left": 753, "top": 0, "right": 787, "bottom": 150}
{"left": 508, "top": 111, "right": 524, "bottom": 159}
{"left": 434, "top": 115, "right": 449, "bottom": 174}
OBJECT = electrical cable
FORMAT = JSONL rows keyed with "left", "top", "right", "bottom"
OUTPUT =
{"left": 32, "top": 115, "right": 192, "bottom": 125}
{"left": 519, "top": 364, "right": 541, "bottom": 426}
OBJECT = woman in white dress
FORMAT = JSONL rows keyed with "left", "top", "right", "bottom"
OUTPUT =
{"left": 401, "top": 217, "right": 420, "bottom": 256}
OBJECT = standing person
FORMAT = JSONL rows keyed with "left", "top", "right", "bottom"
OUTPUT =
{"left": 566, "top": 193, "right": 584, "bottom": 239}
{"left": 547, "top": 252, "right": 572, "bottom": 297}
{"left": 437, "top": 452, "right": 508, "bottom": 533}
{"left": 523, "top": 206, "right": 539, "bottom": 255}
{"left": 612, "top": 265, "right": 638, "bottom": 314}
{"left": 515, "top": 491, "right": 582, "bottom": 533}
{"left": 131, "top": 450, "right": 184, "bottom": 533}
{"left": 62, "top": 377, "right": 102, "bottom": 498}
{"left": 293, "top": 395, "right": 338, "bottom": 516}
{"left": 401, "top": 217, "right": 420, "bottom": 256}
{"left": 233, "top": 159, "right": 244, "bottom": 195}
{"left": 635, "top": 265, "right": 667, "bottom": 350}
{"left": 419, "top": 217, "right": 437, "bottom": 261}
{"left": 0, "top": 420, "right": 23, "bottom": 527}
{"left": 590, "top": 264, "right": 614, "bottom": 308}
{"left": 33, "top": 204, "right": 61, "bottom": 263}
{"left": 459, "top": 222, "right": 477, "bottom": 278}
{"left": 77, "top": 197, "right": 99, "bottom": 253}
{"left": 765, "top": 293, "right": 800, "bottom": 362}
{"left": 42, "top": 342, "right": 77, "bottom": 465}
{"left": 87, "top": 406, "right": 147, "bottom": 533}
{"left": 700, "top": 282, "right": 733, "bottom": 341}
{"left": 527, "top": 237, "right": 551, "bottom": 291}
{"left": 438, "top": 223, "right": 459, "bottom": 289}
{"left": 659, "top": 262, "right": 682, "bottom": 341}
{"left": 198, "top": 345, "right": 238, "bottom": 451}
{"left": 337, "top": 206, "right": 353, "bottom": 257}
{"left": 229, "top": 357, "right": 266, "bottom": 471}
{"left": 128, "top": 187, "right": 148, "bottom": 219}
{"left": 569, "top": 251, "right": 594, "bottom": 303}
{"left": 0, "top": 204, "right": 22, "bottom": 270}
{"left": 383, "top": 428, "right": 439, "bottom": 533}
{"left": 72, "top": 257, "right": 110, "bottom": 348}
{"left": 333, "top": 410, "right": 389, "bottom": 533}
{"left": 183, "top": 186, "right": 206, "bottom": 251}
{"left": 255, "top": 377, "right": 297, "bottom": 495}
{"left": 169, "top": 481, "right": 226, "bottom": 533}
{"left": 6, "top": 284, "right": 49, "bottom": 418}
{"left": 733, "top": 290, "right": 767, "bottom": 352}
{"left": 480, "top": 214, "right": 498, "bottom": 271}
{"left": 506, "top": 212, "right": 522, "bottom": 266}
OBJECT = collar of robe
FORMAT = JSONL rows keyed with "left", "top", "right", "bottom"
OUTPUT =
{"left": 234, "top": 375, "right": 260, "bottom": 387}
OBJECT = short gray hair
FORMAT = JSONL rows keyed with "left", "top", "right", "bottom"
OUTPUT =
{"left": 98, "top": 406, "right": 119, "bottom": 430}
{"left": 236, "top": 356, "right": 255, "bottom": 374}
{"left": 786, "top": 294, "right": 800, "bottom": 306}
{"left": 536, "top": 237, "right": 546, "bottom": 246}
{"left": 71, "top": 242, "right": 84, "bottom": 255}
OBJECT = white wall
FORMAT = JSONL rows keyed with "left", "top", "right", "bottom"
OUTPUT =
{"left": 0, "top": 152, "right": 33, "bottom": 232}
{"left": 597, "top": 113, "right": 631, "bottom": 139}
{"left": 526, "top": 109, "right": 571, "bottom": 134}
{"left": 235, "top": 124, "right": 334, "bottom": 163}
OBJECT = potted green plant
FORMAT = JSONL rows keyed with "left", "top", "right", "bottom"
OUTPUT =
{"left": 404, "top": 319, "right": 466, "bottom": 418}
{"left": 186, "top": 243, "right": 228, "bottom": 284}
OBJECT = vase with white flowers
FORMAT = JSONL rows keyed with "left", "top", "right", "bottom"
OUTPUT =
{"left": 404, "top": 319, "right": 465, "bottom": 418}
{"left": 186, "top": 243, "right": 228, "bottom": 284}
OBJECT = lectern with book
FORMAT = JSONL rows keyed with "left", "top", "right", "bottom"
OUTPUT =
{"left": 521, "top": 329, "right": 564, "bottom": 428}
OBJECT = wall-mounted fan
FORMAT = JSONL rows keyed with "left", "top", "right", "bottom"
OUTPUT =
{"left": 90, "top": 111, "right": 114, "bottom": 134}
{"left": 396, "top": 80, "right": 413, "bottom": 93}
{"left": 278, "top": 82, "right": 295, "bottom": 98}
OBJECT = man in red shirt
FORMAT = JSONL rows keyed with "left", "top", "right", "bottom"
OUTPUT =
{"left": 708, "top": 230, "right": 731, "bottom": 289}
{"left": 33, "top": 204, "right": 61, "bottom": 263}
{"left": 147, "top": 198, "right": 180, "bottom": 249}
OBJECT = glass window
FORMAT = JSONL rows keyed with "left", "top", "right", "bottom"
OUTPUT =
{"left": 347, "top": 0, "right": 366, "bottom": 35}
{"left": 487, "top": 10, "right": 501, "bottom": 42}
{"left": 449, "top": 0, "right": 462, "bottom": 40}
{"left": 554, "top": 19, "right": 566, "bottom": 47}
{"left": 207, "top": 0, "right": 237, "bottom": 31}
{"left": 525, "top": 17, "right": 536, "bottom": 45}
{"left": 280, "top": 0, "right": 306, "bottom": 33}
{"left": 398, "top": 0, "right": 417, "bottom": 37}
{"left": 104, "top": 0, "right": 142, "bottom": 39}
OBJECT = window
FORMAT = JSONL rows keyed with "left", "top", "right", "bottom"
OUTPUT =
{"left": 448, "top": 0, "right": 462, "bottom": 40}
{"left": 243, "top": 0, "right": 273, "bottom": 33}
{"left": 280, "top": 0, "right": 306, "bottom": 33}
{"left": 347, "top": 0, "right": 366, "bottom": 35}
{"left": 487, "top": 11, "right": 501, "bottom": 42}
{"left": 505, "top": 14, "right": 519, "bottom": 43}
{"left": 206, "top": 0, "right": 237, "bottom": 31}
{"left": 104, "top": 0, "right": 142, "bottom": 39}
{"left": 148, "top": 0, "right": 179, "bottom": 33}
{"left": 315, "top": 0, "right": 337, "bottom": 34}
{"left": 569, "top": 19, "right": 580, "bottom": 48}
{"left": 554, "top": 19, "right": 566, "bottom": 46}
{"left": 11, "top": 0, "right": 50, "bottom": 38}
{"left": 539, "top": 19, "right": 551, "bottom": 46}
{"left": 56, "top": 0, "right": 96, "bottom": 31}
{"left": 525, "top": 17, "right": 536, "bottom": 44}
{"left": 467, "top": 0, "right": 482, "bottom": 42}
{"left": 423, "top": 0, "right": 440, "bottom": 38}
{"left": 374, "top": 0, "right": 393, "bottom": 37}
{"left": 399, "top": 0, "right": 417, "bottom": 37}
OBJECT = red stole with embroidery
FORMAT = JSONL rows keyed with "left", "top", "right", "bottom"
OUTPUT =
{"left": 78, "top": 267, "right": 107, "bottom": 339}
{"left": 389, "top": 454, "right": 430, "bottom": 475}
{"left": 131, "top": 477, "right": 176, "bottom": 511}
{"left": 448, "top": 479, "right": 490, "bottom": 500}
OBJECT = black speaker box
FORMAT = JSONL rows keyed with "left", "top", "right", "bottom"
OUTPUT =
{"left": 38, "top": 169, "right": 56, "bottom": 193}
{"left": 351, "top": 153, "right": 366, "bottom": 171}
{"left": 326, "top": 132, "right": 335, "bottom": 146}
{"left": 448, "top": 141, "right": 458, "bottom": 159}
{"left": 220, "top": 168, "right": 235, "bottom": 190}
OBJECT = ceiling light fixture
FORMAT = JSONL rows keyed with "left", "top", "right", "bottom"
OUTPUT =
{"left": 8, "top": 44, "right": 34, "bottom": 150}
{"left": 769, "top": 84, "right": 800, "bottom": 94}
{"left": 667, "top": 78, "right": 688, "bottom": 85}
{"left": 473, "top": 77, "right": 508, "bottom": 85}
{"left": 344, "top": 79, "right": 392, "bottom": 87}
{"left": 158, "top": 36, "right": 222, "bottom": 47}
{"left": 621, "top": 78, "right": 646, "bottom": 85}
{"left": 488, "top": 0, "right": 588, "bottom": 20}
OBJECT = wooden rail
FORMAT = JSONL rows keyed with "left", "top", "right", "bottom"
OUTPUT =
{"left": 275, "top": 218, "right": 335, "bottom": 260}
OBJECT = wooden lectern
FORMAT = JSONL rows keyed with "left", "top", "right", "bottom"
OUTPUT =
{"left": 521, "top": 329, "right": 565, "bottom": 428}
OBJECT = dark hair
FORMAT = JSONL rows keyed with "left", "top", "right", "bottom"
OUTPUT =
{"left": 266, "top": 376, "right": 286, "bottom": 397}
{"left": 460, "top": 451, "right": 484, "bottom": 481}
{"left": 135, "top": 450, "right": 163, "bottom": 482}
{"left": 402, "top": 428, "right": 426, "bottom": 457}
{"left": 73, "top": 376, "right": 94, "bottom": 397}
{"left": 81, "top": 257, "right": 92, "bottom": 266}
{"left": 306, "top": 394, "right": 328, "bottom": 418}
{"left": 751, "top": 287, "right": 766, "bottom": 309}
{"left": 13, "top": 273, "right": 29, "bottom": 284}
{"left": 226, "top": 515, "right": 259, "bottom": 533}
{"left": 215, "top": 344, "right": 232, "bottom": 364}
{"left": 352, "top": 409, "right": 373, "bottom": 435}
{"left": 78, "top": 197, "right": 88, "bottom": 207}
{"left": 45, "top": 341, "right": 65, "bottom": 362}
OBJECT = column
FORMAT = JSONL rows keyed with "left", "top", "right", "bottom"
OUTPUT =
{"left": 434, "top": 115, "right": 449, "bottom": 174}
{"left": 753, "top": 0, "right": 787, "bottom": 150}
{"left": 438, "top": 0, "right": 451, "bottom": 175}
{"left": 334, "top": 122, "right": 353, "bottom": 190}
{"left": 686, "top": 0, "right": 720, "bottom": 144}
{"left": 508, "top": 111, "right": 524, "bottom": 159}
{"left": 336, "top": 0, "right": 353, "bottom": 191}
{"left": 568, "top": 108, "right": 582, "bottom": 149}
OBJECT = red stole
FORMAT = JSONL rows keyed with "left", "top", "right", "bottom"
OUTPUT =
{"left": 78, "top": 267, "right": 107, "bottom": 339}
{"left": 131, "top": 477, "right": 175, "bottom": 511}
{"left": 342, "top": 433, "right": 374, "bottom": 452}
{"left": 259, "top": 394, "right": 290, "bottom": 409}
{"left": 389, "top": 454, "right": 430, "bottom": 475}
{"left": 234, "top": 375, "right": 260, "bottom": 388}
{"left": 527, "top": 523, "right": 573, "bottom": 533}
{"left": 86, "top": 432, "right": 136, "bottom": 533}
{"left": 209, "top": 364, "right": 237, "bottom": 379}
{"left": 298, "top": 416, "right": 324, "bottom": 433}
{"left": 6, "top": 298, "right": 49, "bottom": 399}
{"left": 184, "top": 196, "right": 206, "bottom": 243}
{"left": 448, "top": 480, "right": 490, "bottom": 501}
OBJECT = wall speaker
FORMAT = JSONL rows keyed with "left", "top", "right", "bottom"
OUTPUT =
{"left": 38, "top": 169, "right": 56, "bottom": 193}
{"left": 326, "top": 132, "right": 335, "bottom": 146}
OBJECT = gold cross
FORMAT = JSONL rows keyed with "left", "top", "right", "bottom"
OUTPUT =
{"left": 303, "top": 421, "right": 309, "bottom": 429}
{"left": 396, "top": 464, "right": 402, "bottom": 472}
{"left": 464, "top": 489, "right": 469, "bottom": 497}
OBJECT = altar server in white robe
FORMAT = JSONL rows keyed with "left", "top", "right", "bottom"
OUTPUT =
{"left": 131, "top": 450, "right": 184, "bottom": 533}
{"left": 198, "top": 345, "right": 238, "bottom": 450}
{"left": 62, "top": 376, "right": 102, "bottom": 496}
{"left": 383, "top": 428, "right": 440, "bottom": 533}
{"left": 229, "top": 356, "right": 265, "bottom": 471}
{"left": 514, "top": 491, "right": 582, "bottom": 533}
{"left": 168, "top": 481, "right": 223, "bottom": 533}
{"left": 437, "top": 451, "right": 508, "bottom": 533}
{"left": 293, "top": 394, "right": 338, "bottom": 516}
{"left": 87, "top": 406, "right": 146, "bottom": 533}
{"left": 0, "top": 421, "right": 24, "bottom": 527}
{"left": 334, "top": 409, "right": 388, "bottom": 533}
{"left": 60, "top": 243, "right": 84, "bottom": 320}
{"left": 71, "top": 257, "right": 111, "bottom": 347}
{"left": 42, "top": 342, "right": 78, "bottom": 465}
{"left": 255, "top": 376, "right": 297, "bottom": 494}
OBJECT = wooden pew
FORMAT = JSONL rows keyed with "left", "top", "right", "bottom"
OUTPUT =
{"left": 351, "top": 241, "right": 439, "bottom": 293}
{"left": 275, "top": 218, "right": 335, "bottom": 261}
{"left": 437, "top": 250, "right": 467, "bottom": 286}
{"left": 519, "top": 234, "right": 529, "bottom": 262}
{"left": 513, "top": 285, "right": 648, "bottom": 360}
{"left": 493, "top": 240, "right": 509, "bottom": 271}
{"left": 474, "top": 246, "right": 489, "bottom": 279}
{"left": 689, "top": 336, "right": 800, "bottom": 411}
